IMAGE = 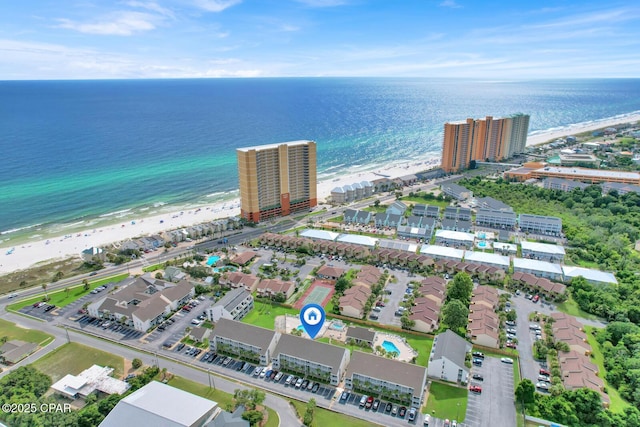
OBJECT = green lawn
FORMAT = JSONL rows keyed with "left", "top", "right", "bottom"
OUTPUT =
{"left": 290, "top": 400, "right": 375, "bottom": 427}
{"left": 402, "top": 333, "right": 433, "bottom": 367}
{"left": 424, "top": 381, "right": 468, "bottom": 421}
{"left": 317, "top": 337, "right": 373, "bottom": 354}
{"left": 31, "top": 342, "right": 124, "bottom": 382}
{"left": 555, "top": 294, "right": 603, "bottom": 322}
{"left": 400, "top": 196, "right": 451, "bottom": 209}
{"left": 167, "top": 376, "right": 280, "bottom": 427}
{"left": 241, "top": 301, "right": 298, "bottom": 329}
{"left": 0, "top": 318, "right": 54, "bottom": 346}
{"left": 7, "top": 273, "right": 129, "bottom": 311}
{"left": 584, "top": 326, "right": 629, "bottom": 412}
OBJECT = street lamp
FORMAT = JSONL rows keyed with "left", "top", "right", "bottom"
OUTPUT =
{"left": 456, "top": 402, "right": 460, "bottom": 421}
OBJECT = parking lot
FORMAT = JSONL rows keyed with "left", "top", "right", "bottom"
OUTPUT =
{"left": 464, "top": 356, "right": 515, "bottom": 427}
{"left": 75, "top": 315, "right": 145, "bottom": 341}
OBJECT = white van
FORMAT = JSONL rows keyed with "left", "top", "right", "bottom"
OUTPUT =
{"left": 359, "top": 395, "right": 368, "bottom": 407}
{"left": 423, "top": 414, "right": 431, "bottom": 426}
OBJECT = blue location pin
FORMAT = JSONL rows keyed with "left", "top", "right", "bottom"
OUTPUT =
{"left": 299, "top": 303, "right": 325, "bottom": 339}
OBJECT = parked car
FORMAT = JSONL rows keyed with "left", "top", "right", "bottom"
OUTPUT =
{"left": 501, "top": 357, "right": 514, "bottom": 364}
{"left": 505, "top": 320, "right": 516, "bottom": 326}
{"left": 469, "top": 385, "right": 482, "bottom": 393}
{"left": 385, "top": 402, "right": 392, "bottom": 413}
{"left": 391, "top": 405, "right": 398, "bottom": 416}
{"left": 311, "top": 382, "right": 320, "bottom": 393}
{"left": 472, "top": 351, "right": 485, "bottom": 358}
{"left": 472, "top": 358, "right": 483, "bottom": 366}
{"left": 359, "top": 395, "right": 368, "bottom": 408}
{"left": 536, "top": 382, "right": 549, "bottom": 390}
{"left": 408, "top": 407, "right": 417, "bottom": 421}
{"left": 285, "top": 374, "right": 294, "bottom": 384}
{"left": 506, "top": 328, "right": 517, "bottom": 334}
{"left": 306, "top": 381, "right": 314, "bottom": 391}
{"left": 372, "top": 399, "right": 380, "bottom": 410}
{"left": 538, "top": 375, "right": 551, "bottom": 383}
{"left": 295, "top": 378, "right": 304, "bottom": 388}
{"left": 472, "top": 374, "right": 484, "bottom": 381}
{"left": 262, "top": 369, "right": 271, "bottom": 379}
{"left": 540, "top": 368, "right": 551, "bottom": 376}
{"left": 253, "top": 367, "right": 263, "bottom": 377}
{"left": 532, "top": 294, "right": 540, "bottom": 303}
{"left": 274, "top": 372, "right": 284, "bottom": 382}
{"left": 506, "top": 342, "right": 517, "bottom": 349}
{"left": 398, "top": 406, "right": 407, "bottom": 418}
{"left": 301, "top": 379, "right": 309, "bottom": 389}
{"left": 365, "top": 396, "right": 374, "bottom": 409}
{"left": 340, "top": 391, "right": 349, "bottom": 401}
{"left": 423, "top": 414, "right": 431, "bottom": 426}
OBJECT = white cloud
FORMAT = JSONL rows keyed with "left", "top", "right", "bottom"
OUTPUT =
{"left": 193, "top": 0, "right": 242, "bottom": 13}
{"left": 124, "top": 1, "right": 176, "bottom": 19}
{"left": 439, "top": 0, "right": 462, "bottom": 9}
{"left": 56, "top": 11, "right": 161, "bottom": 36}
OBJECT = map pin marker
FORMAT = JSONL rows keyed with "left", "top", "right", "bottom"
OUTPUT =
{"left": 299, "top": 303, "right": 325, "bottom": 339}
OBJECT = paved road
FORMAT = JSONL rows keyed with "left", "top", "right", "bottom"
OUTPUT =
{"left": 464, "top": 357, "right": 515, "bottom": 427}
{"left": 0, "top": 311, "right": 302, "bottom": 427}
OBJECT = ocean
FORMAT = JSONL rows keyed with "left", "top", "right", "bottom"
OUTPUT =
{"left": 1, "top": 78, "right": 639, "bottom": 242}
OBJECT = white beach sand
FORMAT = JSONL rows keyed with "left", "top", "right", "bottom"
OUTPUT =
{"left": 2, "top": 113, "right": 638, "bottom": 276}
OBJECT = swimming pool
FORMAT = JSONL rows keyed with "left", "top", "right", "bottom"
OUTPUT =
{"left": 212, "top": 266, "right": 237, "bottom": 273}
{"left": 478, "top": 232, "right": 486, "bottom": 239}
{"left": 382, "top": 340, "right": 401, "bottom": 356}
{"left": 206, "top": 255, "right": 220, "bottom": 266}
{"left": 330, "top": 322, "right": 345, "bottom": 331}
{"left": 478, "top": 240, "right": 488, "bottom": 248}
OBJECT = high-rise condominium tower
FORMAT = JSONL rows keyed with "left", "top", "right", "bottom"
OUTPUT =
{"left": 441, "top": 114, "right": 530, "bottom": 173}
{"left": 237, "top": 140, "right": 317, "bottom": 222}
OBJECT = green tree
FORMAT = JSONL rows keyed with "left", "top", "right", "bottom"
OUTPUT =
{"left": 442, "top": 299, "right": 469, "bottom": 332}
{"left": 447, "top": 272, "right": 473, "bottom": 305}
{"left": 131, "top": 358, "right": 143, "bottom": 369}
{"left": 52, "top": 271, "right": 64, "bottom": 282}
{"left": 83, "top": 279, "right": 90, "bottom": 291}
{"left": 334, "top": 277, "right": 350, "bottom": 294}
{"left": 242, "top": 410, "right": 264, "bottom": 426}
{"left": 515, "top": 379, "right": 536, "bottom": 404}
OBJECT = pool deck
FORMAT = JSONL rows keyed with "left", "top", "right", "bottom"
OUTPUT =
{"left": 372, "top": 333, "right": 417, "bottom": 363}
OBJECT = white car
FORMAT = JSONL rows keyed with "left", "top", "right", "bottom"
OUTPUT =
{"left": 501, "top": 357, "right": 514, "bottom": 364}
{"left": 507, "top": 328, "right": 517, "bottom": 334}
{"left": 536, "top": 382, "right": 549, "bottom": 390}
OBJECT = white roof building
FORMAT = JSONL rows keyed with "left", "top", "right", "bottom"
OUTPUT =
{"left": 520, "top": 241, "right": 566, "bottom": 256}
{"left": 337, "top": 234, "right": 378, "bottom": 247}
{"left": 562, "top": 266, "right": 618, "bottom": 285}
{"left": 51, "top": 365, "right": 130, "bottom": 399}
{"left": 513, "top": 258, "right": 563, "bottom": 277}
{"left": 464, "top": 251, "right": 510, "bottom": 269}
{"left": 435, "top": 230, "right": 475, "bottom": 243}
{"left": 99, "top": 381, "right": 220, "bottom": 427}
{"left": 420, "top": 245, "right": 465, "bottom": 261}
{"left": 299, "top": 229, "right": 339, "bottom": 241}
{"left": 378, "top": 240, "right": 419, "bottom": 253}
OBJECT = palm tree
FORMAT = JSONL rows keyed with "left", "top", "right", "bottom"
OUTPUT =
{"left": 42, "top": 283, "right": 49, "bottom": 301}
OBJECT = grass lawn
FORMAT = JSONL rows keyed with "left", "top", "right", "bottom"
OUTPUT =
{"left": 555, "top": 294, "right": 603, "bottom": 322}
{"left": 7, "top": 273, "right": 129, "bottom": 311}
{"left": 424, "top": 381, "right": 468, "bottom": 421}
{"left": 290, "top": 400, "right": 374, "bottom": 427}
{"left": 401, "top": 333, "right": 433, "bottom": 367}
{"left": 0, "top": 318, "right": 54, "bottom": 346}
{"left": 317, "top": 337, "right": 373, "bottom": 354}
{"left": 584, "top": 326, "right": 629, "bottom": 412}
{"left": 167, "top": 376, "right": 280, "bottom": 427}
{"left": 241, "top": 301, "right": 298, "bottom": 329}
{"left": 400, "top": 196, "right": 451, "bottom": 209}
{"left": 31, "top": 342, "right": 124, "bottom": 382}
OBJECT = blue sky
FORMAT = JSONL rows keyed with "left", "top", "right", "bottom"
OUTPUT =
{"left": 1, "top": 0, "right": 639, "bottom": 79}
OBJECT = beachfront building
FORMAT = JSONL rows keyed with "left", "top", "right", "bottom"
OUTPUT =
{"left": 345, "top": 352, "right": 428, "bottom": 407}
{"left": 88, "top": 276, "right": 194, "bottom": 332}
{"left": 520, "top": 241, "right": 566, "bottom": 263}
{"left": 440, "top": 114, "right": 530, "bottom": 173}
{"left": 441, "top": 183, "right": 473, "bottom": 201}
{"left": 513, "top": 258, "right": 563, "bottom": 281}
{"left": 427, "top": 330, "right": 472, "bottom": 384}
{"left": 210, "top": 319, "right": 279, "bottom": 366}
{"left": 475, "top": 208, "right": 517, "bottom": 229}
{"left": 271, "top": 334, "right": 350, "bottom": 386}
{"left": 343, "top": 209, "right": 372, "bottom": 225}
{"left": 435, "top": 230, "right": 475, "bottom": 249}
{"left": 237, "top": 140, "right": 317, "bottom": 222}
{"left": 518, "top": 214, "right": 562, "bottom": 236}
{"left": 506, "top": 166, "right": 640, "bottom": 185}
{"left": 206, "top": 288, "right": 254, "bottom": 323}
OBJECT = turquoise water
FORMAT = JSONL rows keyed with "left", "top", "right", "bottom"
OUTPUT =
{"left": 547, "top": 155, "right": 561, "bottom": 164}
{"left": 382, "top": 340, "right": 401, "bottom": 355}
{"left": 478, "top": 232, "right": 486, "bottom": 239}
{"left": 206, "top": 255, "right": 220, "bottom": 266}
{"left": 297, "top": 325, "right": 304, "bottom": 330}
{"left": 330, "top": 322, "right": 345, "bottom": 331}
{"left": 478, "top": 241, "right": 487, "bottom": 248}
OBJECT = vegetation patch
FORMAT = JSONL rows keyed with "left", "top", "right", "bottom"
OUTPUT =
{"left": 424, "top": 381, "right": 468, "bottom": 421}
{"left": 31, "top": 342, "right": 124, "bottom": 382}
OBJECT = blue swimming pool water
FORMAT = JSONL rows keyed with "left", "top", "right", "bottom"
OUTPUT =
{"left": 478, "top": 241, "right": 487, "bottom": 248}
{"left": 206, "top": 255, "right": 220, "bottom": 266}
{"left": 212, "top": 266, "right": 237, "bottom": 273}
{"left": 330, "top": 322, "right": 345, "bottom": 331}
{"left": 478, "top": 232, "right": 486, "bottom": 239}
{"left": 382, "top": 340, "right": 401, "bottom": 355}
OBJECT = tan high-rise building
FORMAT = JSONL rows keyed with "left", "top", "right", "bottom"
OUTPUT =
{"left": 237, "top": 140, "right": 317, "bottom": 222}
{"left": 440, "top": 114, "right": 530, "bottom": 173}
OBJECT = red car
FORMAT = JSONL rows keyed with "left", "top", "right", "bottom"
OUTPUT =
{"left": 375, "top": 301, "right": 385, "bottom": 307}
{"left": 365, "top": 396, "right": 374, "bottom": 409}
{"left": 532, "top": 295, "right": 540, "bottom": 303}
{"left": 506, "top": 342, "right": 517, "bottom": 349}
{"left": 469, "top": 385, "right": 482, "bottom": 393}
{"left": 540, "top": 368, "right": 551, "bottom": 376}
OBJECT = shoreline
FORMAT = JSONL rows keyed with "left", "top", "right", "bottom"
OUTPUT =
{"left": 2, "top": 112, "right": 639, "bottom": 275}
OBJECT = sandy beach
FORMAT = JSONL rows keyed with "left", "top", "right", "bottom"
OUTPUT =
{"left": 2, "top": 113, "right": 638, "bottom": 276}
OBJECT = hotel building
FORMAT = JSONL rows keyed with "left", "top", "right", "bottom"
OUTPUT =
{"left": 237, "top": 140, "right": 317, "bottom": 222}
{"left": 441, "top": 114, "right": 530, "bottom": 173}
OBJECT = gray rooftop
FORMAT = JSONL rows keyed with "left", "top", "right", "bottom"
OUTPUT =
{"left": 442, "top": 183, "right": 471, "bottom": 195}
{"left": 215, "top": 288, "right": 252, "bottom": 312}
{"left": 273, "top": 334, "right": 348, "bottom": 375}
{"left": 431, "top": 329, "right": 471, "bottom": 369}
{"left": 519, "top": 213, "right": 562, "bottom": 226}
{"left": 212, "top": 319, "right": 277, "bottom": 355}
{"left": 345, "top": 351, "right": 427, "bottom": 398}
{"left": 345, "top": 326, "right": 376, "bottom": 343}
{"left": 476, "top": 197, "right": 513, "bottom": 212}
{"left": 476, "top": 208, "right": 517, "bottom": 220}
{"left": 99, "top": 381, "right": 218, "bottom": 427}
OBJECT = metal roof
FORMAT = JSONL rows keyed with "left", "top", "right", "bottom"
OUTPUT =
{"left": 562, "top": 266, "right": 617, "bottom": 285}
{"left": 520, "top": 241, "right": 566, "bottom": 255}
{"left": 435, "top": 229, "right": 475, "bottom": 242}
{"left": 299, "top": 229, "right": 339, "bottom": 241}
{"left": 337, "top": 234, "right": 378, "bottom": 247}
{"left": 464, "top": 251, "right": 510, "bottom": 268}
{"left": 513, "top": 258, "right": 563, "bottom": 274}
{"left": 420, "top": 244, "right": 465, "bottom": 260}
